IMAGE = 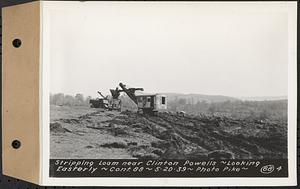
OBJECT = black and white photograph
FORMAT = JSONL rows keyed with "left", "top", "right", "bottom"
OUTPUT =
{"left": 49, "top": 1, "right": 289, "bottom": 160}
{"left": 1, "top": 0, "right": 297, "bottom": 187}
{"left": 43, "top": 1, "right": 297, "bottom": 185}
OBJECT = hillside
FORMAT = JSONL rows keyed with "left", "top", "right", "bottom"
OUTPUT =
{"left": 238, "top": 96, "right": 287, "bottom": 101}
{"left": 164, "top": 93, "right": 239, "bottom": 103}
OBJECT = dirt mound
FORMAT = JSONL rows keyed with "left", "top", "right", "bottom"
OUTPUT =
{"left": 101, "top": 141, "right": 128, "bottom": 148}
{"left": 50, "top": 122, "right": 71, "bottom": 133}
{"left": 51, "top": 106, "right": 287, "bottom": 159}
{"left": 207, "top": 150, "right": 235, "bottom": 159}
{"left": 103, "top": 111, "right": 287, "bottom": 159}
{"left": 106, "top": 124, "right": 129, "bottom": 136}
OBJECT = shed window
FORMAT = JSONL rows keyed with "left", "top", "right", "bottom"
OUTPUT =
{"left": 161, "top": 97, "right": 166, "bottom": 104}
{"left": 147, "top": 97, "right": 151, "bottom": 102}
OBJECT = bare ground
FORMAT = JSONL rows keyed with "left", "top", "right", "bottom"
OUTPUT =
{"left": 50, "top": 105, "right": 287, "bottom": 159}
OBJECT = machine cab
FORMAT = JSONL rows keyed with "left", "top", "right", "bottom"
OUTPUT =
{"left": 136, "top": 94, "right": 167, "bottom": 112}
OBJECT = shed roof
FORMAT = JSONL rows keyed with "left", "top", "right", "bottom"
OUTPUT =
{"left": 135, "top": 91, "right": 166, "bottom": 97}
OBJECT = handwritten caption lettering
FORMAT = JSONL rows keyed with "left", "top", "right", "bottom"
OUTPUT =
{"left": 50, "top": 159, "right": 287, "bottom": 177}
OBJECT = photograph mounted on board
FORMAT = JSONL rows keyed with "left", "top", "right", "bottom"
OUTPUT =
{"left": 44, "top": 1, "right": 296, "bottom": 182}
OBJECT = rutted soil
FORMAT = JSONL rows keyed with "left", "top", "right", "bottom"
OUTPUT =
{"left": 50, "top": 106, "right": 287, "bottom": 159}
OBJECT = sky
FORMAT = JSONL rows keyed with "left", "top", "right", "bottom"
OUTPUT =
{"left": 47, "top": 2, "right": 294, "bottom": 98}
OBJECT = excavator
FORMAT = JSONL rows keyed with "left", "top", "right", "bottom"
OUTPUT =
{"left": 89, "top": 91, "right": 109, "bottom": 108}
{"left": 90, "top": 83, "right": 167, "bottom": 113}
{"left": 118, "top": 83, "right": 144, "bottom": 104}
{"left": 107, "top": 87, "right": 123, "bottom": 111}
{"left": 119, "top": 83, "right": 167, "bottom": 114}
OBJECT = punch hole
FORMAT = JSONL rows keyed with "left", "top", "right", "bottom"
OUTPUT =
{"left": 12, "top": 38, "right": 22, "bottom": 48}
{"left": 12, "top": 140, "right": 21, "bottom": 149}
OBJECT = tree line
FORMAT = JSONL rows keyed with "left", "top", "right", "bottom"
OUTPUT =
{"left": 50, "top": 93, "right": 91, "bottom": 106}
{"left": 168, "top": 98, "right": 287, "bottom": 121}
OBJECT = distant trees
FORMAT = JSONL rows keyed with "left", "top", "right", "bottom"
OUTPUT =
{"left": 50, "top": 93, "right": 64, "bottom": 106}
{"left": 49, "top": 93, "right": 138, "bottom": 110}
{"left": 50, "top": 93, "right": 90, "bottom": 106}
{"left": 64, "top": 95, "right": 75, "bottom": 106}
{"left": 258, "top": 109, "right": 271, "bottom": 120}
{"left": 75, "top": 94, "right": 84, "bottom": 106}
{"left": 167, "top": 98, "right": 287, "bottom": 121}
{"left": 85, "top": 96, "right": 92, "bottom": 105}
{"left": 208, "top": 103, "right": 216, "bottom": 116}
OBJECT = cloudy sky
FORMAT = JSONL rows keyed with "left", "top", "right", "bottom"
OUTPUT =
{"left": 46, "top": 2, "right": 295, "bottom": 98}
